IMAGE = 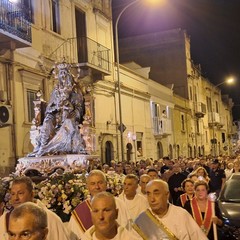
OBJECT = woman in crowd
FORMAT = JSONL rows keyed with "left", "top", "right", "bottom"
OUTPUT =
{"left": 184, "top": 180, "right": 223, "bottom": 240}
{"left": 176, "top": 178, "right": 195, "bottom": 207}
{"left": 192, "top": 166, "right": 210, "bottom": 183}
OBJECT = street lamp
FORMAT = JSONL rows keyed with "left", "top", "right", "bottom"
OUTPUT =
{"left": 215, "top": 77, "right": 235, "bottom": 87}
{"left": 115, "top": 0, "right": 140, "bottom": 162}
{"left": 115, "top": 0, "right": 164, "bottom": 161}
{"left": 211, "top": 77, "right": 235, "bottom": 157}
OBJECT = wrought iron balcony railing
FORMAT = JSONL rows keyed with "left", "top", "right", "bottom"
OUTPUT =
{"left": 49, "top": 36, "right": 111, "bottom": 75}
{"left": 0, "top": 0, "right": 32, "bottom": 44}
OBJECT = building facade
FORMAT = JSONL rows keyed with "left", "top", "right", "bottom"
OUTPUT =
{"left": 0, "top": 0, "right": 174, "bottom": 175}
{"left": 118, "top": 28, "right": 235, "bottom": 158}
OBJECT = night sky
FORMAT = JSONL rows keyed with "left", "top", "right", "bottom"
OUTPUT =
{"left": 112, "top": 0, "right": 240, "bottom": 120}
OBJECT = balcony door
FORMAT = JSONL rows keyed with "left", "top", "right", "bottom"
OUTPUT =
{"left": 75, "top": 8, "right": 87, "bottom": 62}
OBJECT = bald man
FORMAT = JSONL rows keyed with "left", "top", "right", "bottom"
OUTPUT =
{"left": 68, "top": 170, "right": 129, "bottom": 240}
{"left": 133, "top": 179, "right": 208, "bottom": 240}
{"left": 138, "top": 174, "right": 151, "bottom": 197}
{"left": 82, "top": 192, "right": 142, "bottom": 240}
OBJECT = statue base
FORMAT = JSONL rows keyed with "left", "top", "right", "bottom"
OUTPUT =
{"left": 16, "top": 154, "right": 100, "bottom": 176}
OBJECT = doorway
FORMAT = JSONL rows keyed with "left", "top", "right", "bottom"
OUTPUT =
{"left": 105, "top": 141, "right": 114, "bottom": 165}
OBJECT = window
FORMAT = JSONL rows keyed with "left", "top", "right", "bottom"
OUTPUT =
{"left": 189, "top": 86, "right": 193, "bottom": 100}
{"left": 136, "top": 132, "right": 143, "bottom": 156}
{"left": 196, "top": 120, "right": 200, "bottom": 133}
{"left": 180, "top": 113, "right": 185, "bottom": 131}
{"left": 22, "top": 0, "right": 33, "bottom": 22}
{"left": 193, "top": 86, "right": 197, "bottom": 102}
{"left": 206, "top": 96, "right": 212, "bottom": 112}
{"left": 222, "top": 132, "right": 225, "bottom": 143}
{"left": 215, "top": 101, "right": 219, "bottom": 113}
{"left": 19, "top": 70, "right": 43, "bottom": 124}
{"left": 27, "top": 90, "right": 37, "bottom": 122}
{"left": 152, "top": 102, "right": 160, "bottom": 117}
{"left": 51, "top": 0, "right": 60, "bottom": 34}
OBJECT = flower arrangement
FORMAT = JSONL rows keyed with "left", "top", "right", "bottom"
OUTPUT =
{"left": 106, "top": 172, "right": 124, "bottom": 196}
{"left": 0, "top": 171, "right": 124, "bottom": 222}
{"left": 35, "top": 171, "right": 88, "bottom": 222}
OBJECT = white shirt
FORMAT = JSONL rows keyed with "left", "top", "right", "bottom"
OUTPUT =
{"left": 82, "top": 225, "right": 142, "bottom": 240}
{"left": 118, "top": 193, "right": 149, "bottom": 221}
{"left": 68, "top": 197, "right": 130, "bottom": 240}
{"left": 150, "top": 204, "right": 208, "bottom": 240}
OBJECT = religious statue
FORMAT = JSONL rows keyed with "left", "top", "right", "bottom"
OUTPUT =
{"left": 28, "top": 61, "right": 86, "bottom": 157}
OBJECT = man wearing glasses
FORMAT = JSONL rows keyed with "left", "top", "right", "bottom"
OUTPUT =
{"left": 0, "top": 176, "right": 69, "bottom": 240}
{"left": 6, "top": 202, "right": 48, "bottom": 240}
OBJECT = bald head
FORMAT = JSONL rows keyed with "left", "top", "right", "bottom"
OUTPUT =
{"left": 139, "top": 174, "right": 151, "bottom": 194}
{"left": 91, "top": 192, "right": 118, "bottom": 238}
{"left": 91, "top": 191, "right": 116, "bottom": 209}
{"left": 145, "top": 180, "right": 170, "bottom": 217}
{"left": 146, "top": 179, "right": 169, "bottom": 192}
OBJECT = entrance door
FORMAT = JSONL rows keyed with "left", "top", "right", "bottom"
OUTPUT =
{"left": 169, "top": 144, "right": 173, "bottom": 159}
{"left": 105, "top": 141, "right": 113, "bottom": 165}
{"left": 157, "top": 141, "right": 163, "bottom": 159}
{"left": 126, "top": 143, "right": 133, "bottom": 162}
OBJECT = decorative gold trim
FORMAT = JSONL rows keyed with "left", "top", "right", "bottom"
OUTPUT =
{"left": 132, "top": 223, "right": 148, "bottom": 240}
{"left": 146, "top": 209, "right": 179, "bottom": 240}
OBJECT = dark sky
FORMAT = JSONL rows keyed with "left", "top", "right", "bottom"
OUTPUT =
{"left": 112, "top": 0, "right": 240, "bottom": 120}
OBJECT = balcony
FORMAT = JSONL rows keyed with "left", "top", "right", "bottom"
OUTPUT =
{"left": 153, "top": 117, "right": 172, "bottom": 137}
{"left": 49, "top": 37, "right": 111, "bottom": 78}
{"left": 194, "top": 102, "right": 206, "bottom": 118}
{"left": 0, "top": 0, "right": 32, "bottom": 50}
{"left": 217, "top": 115, "right": 225, "bottom": 128}
{"left": 208, "top": 112, "right": 220, "bottom": 126}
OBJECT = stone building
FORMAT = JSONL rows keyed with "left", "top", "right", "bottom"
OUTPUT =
{"left": 118, "top": 28, "right": 235, "bottom": 157}
{"left": 0, "top": 0, "right": 174, "bottom": 175}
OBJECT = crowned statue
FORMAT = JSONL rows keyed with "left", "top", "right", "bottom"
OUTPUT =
{"left": 28, "top": 61, "right": 87, "bottom": 157}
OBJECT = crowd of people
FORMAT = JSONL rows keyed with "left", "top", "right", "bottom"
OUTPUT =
{"left": 0, "top": 154, "right": 240, "bottom": 240}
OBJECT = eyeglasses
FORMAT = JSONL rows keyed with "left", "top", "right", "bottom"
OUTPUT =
{"left": 6, "top": 228, "right": 45, "bottom": 240}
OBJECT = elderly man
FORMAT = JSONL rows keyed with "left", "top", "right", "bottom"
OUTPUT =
{"left": 119, "top": 174, "right": 148, "bottom": 221}
{"left": 138, "top": 174, "right": 151, "bottom": 197}
{"left": 7, "top": 202, "right": 48, "bottom": 240}
{"left": 0, "top": 176, "right": 69, "bottom": 240}
{"left": 82, "top": 192, "right": 142, "bottom": 240}
{"left": 133, "top": 179, "right": 208, "bottom": 240}
{"left": 68, "top": 170, "right": 129, "bottom": 240}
